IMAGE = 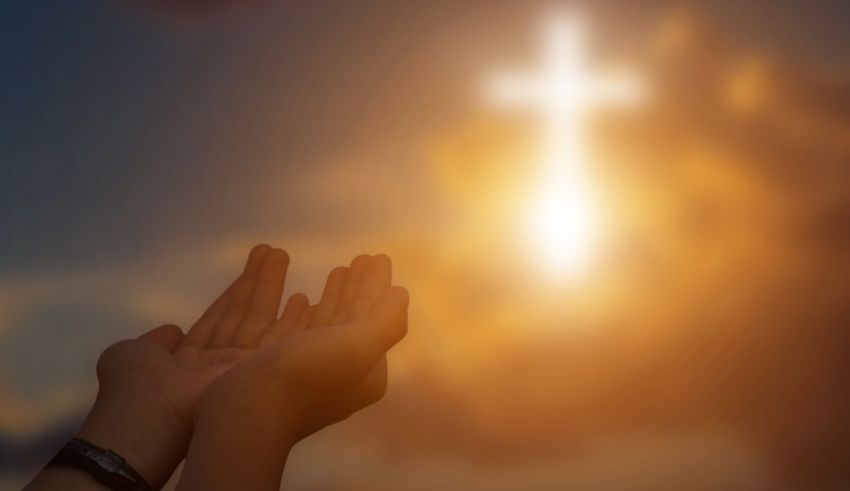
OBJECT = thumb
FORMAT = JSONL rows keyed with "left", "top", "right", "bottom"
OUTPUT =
{"left": 139, "top": 324, "right": 185, "bottom": 352}
{"left": 359, "top": 286, "right": 409, "bottom": 351}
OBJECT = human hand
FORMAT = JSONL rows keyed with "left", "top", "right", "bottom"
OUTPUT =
{"left": 199, "top": 253, "right": 407, "bottom": 440}
{"left": 178, "top": 254, "right": 408, "bottom": 490}
{"left": 78, "top": 244, "right": 296, "bottom": 487}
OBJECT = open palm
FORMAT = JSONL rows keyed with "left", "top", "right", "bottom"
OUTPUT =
{"left": 95, "top": 245, "right": 302, "bottom": 427}
{"left": 195, "top": 252, "right": 408, "bottom": 442}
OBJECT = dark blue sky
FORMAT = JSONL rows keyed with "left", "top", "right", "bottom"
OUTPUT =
{"left": 1, "top": 1, "right": 327, "bottom": 272}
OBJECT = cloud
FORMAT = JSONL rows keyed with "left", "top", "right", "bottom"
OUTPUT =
{"left": 3, "top": 4, "right": 850, "bottom": 489}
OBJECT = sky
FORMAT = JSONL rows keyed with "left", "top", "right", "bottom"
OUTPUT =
{"left": 1, "top": 0, "right": 850, "bottom": 489}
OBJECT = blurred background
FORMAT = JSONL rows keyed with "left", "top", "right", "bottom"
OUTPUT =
{"left": 1, "top": 0, "right": 849, "bottom": 489}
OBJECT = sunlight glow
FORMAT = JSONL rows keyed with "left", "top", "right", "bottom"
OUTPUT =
{"left": 486, "top": 15, "right": 645, "bottom": 277}
{"left": 529, "top": 178, "right": 597, "bottom": 276}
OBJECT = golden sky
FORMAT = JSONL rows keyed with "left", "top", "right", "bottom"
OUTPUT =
{"left": 1, "top": 3, "right": 849, "bottom": 490}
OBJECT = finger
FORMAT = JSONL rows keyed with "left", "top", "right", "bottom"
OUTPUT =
{"left": 278, "top": 293, "right": 310, "bottom": 329}
{"left": 234, "top": 248, "right": 290, "bottom": 348}
{"left": 354, "top": 286, "right": 409, "bottom": 351}
{"left": 258, "top": 294, "right": 309, "bottom": 348}
{"left": 183, "top": 244, "right": 270, "bottom": 348}
{"left": 289, "top": 304, "right": 315, "bottom": 332}
{"left": 309, "top": 266, "right": 348, "bottom": 328}
{"left": 210, "top": 244, "right": 271, "bottom": 348}
{"left": 330, "top": 255, "right": 371, "bottom": 326}
{"left": 348, "top": 254, "right": 392, "bottom": 322}
{"left": 245, "top": 248, "right": 290, "bottom": 322}
{"left": 323, "top": 286, "right": 409, "bottom": 376}
{"left": 139, "top": 324, "right": 184, "bottom": 352}
{"left": 265, "top": 290, "right": 407, "bottom": 397}
{"left": 181, "top": 283, "right": 234, "bottom": 348}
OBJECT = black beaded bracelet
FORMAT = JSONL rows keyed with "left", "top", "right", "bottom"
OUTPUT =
{"left": 46, "top": 438, "right": 152, "bottom": 491}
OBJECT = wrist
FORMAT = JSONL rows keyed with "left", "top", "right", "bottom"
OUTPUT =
{"left": 198, "top": 372, "right": 299, "bottom": 448}
{"left": 76, "top": 386, "right": 191, "bottom": 488}
{"left": 177, "top": 375, "right": 296, "bottom": 491}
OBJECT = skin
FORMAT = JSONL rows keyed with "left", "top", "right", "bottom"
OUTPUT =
{"left": 178, "top": 252, "right": 408, "bottom": 490}
{"left": 25, "top": 245, "right": 409, "bottom": 490}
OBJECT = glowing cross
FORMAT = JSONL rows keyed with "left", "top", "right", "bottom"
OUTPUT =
{"left": 485, "top": 15, "right": 645, "bottom": 276}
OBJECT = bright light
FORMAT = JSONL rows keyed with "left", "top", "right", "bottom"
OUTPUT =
{"left": 485, "top": 15, "right": 645, "bottom": 278}
{"left": 529, "top": 178, "right": 598, "bottom": 276}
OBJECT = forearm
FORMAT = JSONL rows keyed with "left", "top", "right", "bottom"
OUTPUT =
{"left": 26, "top": 387, "right": 190, "bottom": 491}
{"left": 177, "top": 382, "right": 296, "bottom": 491}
